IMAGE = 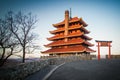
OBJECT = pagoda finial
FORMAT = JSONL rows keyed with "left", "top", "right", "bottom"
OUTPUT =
{"left": 70, "top": 8, "right": 72, "bottom": 19}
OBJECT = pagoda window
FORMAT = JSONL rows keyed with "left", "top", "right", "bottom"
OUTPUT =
{"left": 68, "top": 38, "right": 71, "bottom": 41}
{"left": 56, "top": 33, "right": 59, "bottom": 36}
{"left": 76, "top": 22, "right": 79, "bottom": 25}
{"left": 77, "top": 30, "right": 80, "bottom": 32}
{"left": 75, "top": 22, "right": 77, "bottom": 25}
{"left": 61, "top": 25, "right": 64, "bottom": 27}
{"left": 72, "top": 37, "right": 76, "bottom": 40}
{"left": 52, "top": 46, "right": 56, "bottom": 48}
{"left": 72, "top": 30, "right": 76, "bottom": 33}
{"left": 58, "top": 25, "right": 64, "bottom": 29}
{"left": 69, "top": 23, "right": 72, "bottom": 27}
{"left": 73, "top": 22, "right": 75, "bottom": 25}
{"left": 79, "top": 22, "right": 82, "bottom": 25}
{"left": 77, "top": 37, "right": 81, "bottom": 39}
{"left": 82, "top": 43, "right": 88, "bottom": 47}
{"left": 80, "top": 28, "right": 84, "bottom": 33}
{"left": 71, "top": 23, "right": 73, "bottom": 26}
{"left": 69, "top": 30, "right": 72, "bottom": 34}
{"left": 75, "top": 30, "right": 78, "bottom": 32}
{"left": 60, "top": 32, "right": 63, "bottom": 35}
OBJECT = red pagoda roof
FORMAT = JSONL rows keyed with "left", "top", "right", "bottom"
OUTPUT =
{"left": 50, "top": 24, "right": 83, "bottom": 34}
{"left": 47, "top": 32, "right": 84, "bottom": 41}
{"left": 53, "top": 17, "right": 88, "bottom": 28}
{"left": 45, "top": 38, "right": 94, "bottom": 47}
{"left": 42, "top": 45, "right": 95, "bottom": 54}
{"left": 45, "top": 38, "right": 84, "bottom": 47}
{"left": 49, "top": 28, "right": 65, "bottom": 34}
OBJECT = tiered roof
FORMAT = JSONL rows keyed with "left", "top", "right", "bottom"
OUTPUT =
{"left": 43, "top": 45, "right": 95, "bottom": 54}
{"left": 47, "top": 31, "right": 84, "bottom": 41}
{"left": 42, "top": 10, "right": 95, "bottom": 54}
{"left": 53, "top": 17, "right": 88, "bottom": 27}
{"left": 45, "top": 38, "right": 94, "bottom": 47}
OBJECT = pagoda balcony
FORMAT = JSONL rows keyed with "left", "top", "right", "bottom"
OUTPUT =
{"left": 50, "top": 28, "right": 65, "bottom": 34}
{"left": 45, "top": 38, "right": 85, "bottom": 47}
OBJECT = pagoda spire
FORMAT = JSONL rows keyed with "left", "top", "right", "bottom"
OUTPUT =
{"left": 64, "top": 10, "right": 69, "bottom": 42}
{"left": 70, "top": 8, "right": 72, "bottom": 19}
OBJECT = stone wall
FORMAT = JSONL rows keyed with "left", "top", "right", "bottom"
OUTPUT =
{"left": 0, "top": 55, "right": 91, "bottom": 80}
{"left": 106, "top": 55, "right": 120, "bottom": 59}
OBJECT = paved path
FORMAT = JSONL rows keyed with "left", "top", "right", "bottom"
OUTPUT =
{"left": 25, "top": 65, "right": 57, "bottom": 80}
{"left": 47, "top": 59, "right": 120, "bottom": 80}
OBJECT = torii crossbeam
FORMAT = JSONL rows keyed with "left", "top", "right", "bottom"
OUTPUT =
{"left": 95, "top": 40, "right": 112, "bottom": 60}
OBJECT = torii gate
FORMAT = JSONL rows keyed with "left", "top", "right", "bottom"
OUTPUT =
{"left": 95, "top": 40, "right": 112, "bottom": 60}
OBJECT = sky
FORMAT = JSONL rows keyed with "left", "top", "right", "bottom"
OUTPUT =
{"left": 0, "top": 0, "right": 120, "bottom": 57}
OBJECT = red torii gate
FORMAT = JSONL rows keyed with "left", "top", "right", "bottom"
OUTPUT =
{"left": 95, "top": 40, "right": 112, "bottom": 60}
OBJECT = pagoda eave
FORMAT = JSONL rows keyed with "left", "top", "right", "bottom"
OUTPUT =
{"left": 86, "top": 48, "right": 96, "bottom": 53}
{"left": 45, "top": 41, "right": 84, "bottom": 47}
{"left": 81, "top": 26, "right": 90, "bottom": 34}
{"left": 42, "top": 49, "right": 86, "bottom": 54}
{"left": 42, "top": 45, "right": 95, "bottom": 54}
{"left": 82, "top": 34, "right": 92, "bottom": 40}
{"left": 79, "top": 18, "right": 88, "bottom": 27}
{"left": 42, "top": 48, "right": 95, "bottom": 54}
{"left": 84, "top": 41, "right": 94, "bottom": 46}
{"left": 52, "top": 17, "right": 88, "bottom": 28}
{"left": 47, "top": 32, "right": 84, "bottom": 41}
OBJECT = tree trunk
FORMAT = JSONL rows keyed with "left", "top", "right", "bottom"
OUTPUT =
{"left": 0, "top": 48, "right": 13, "bottom": 67}
{"left": 0, "top": 47, "right": 6, "bottom": 67}
{"left": 22, "top": 46, "right": 26, "bottom": 63}
{"left": 0, "top": 47, "right": 5, "bottom": 60}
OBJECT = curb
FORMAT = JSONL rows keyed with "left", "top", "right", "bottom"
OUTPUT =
{"left": 42, "top": 63, "right": 65, "bottom": 80}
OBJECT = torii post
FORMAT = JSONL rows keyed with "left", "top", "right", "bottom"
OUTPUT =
{"left": 95, "top": 40, "right": 112, "bottom": 60}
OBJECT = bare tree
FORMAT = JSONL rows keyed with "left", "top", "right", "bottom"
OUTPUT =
{"left": 26, "top": 42, "right": 41, "bottom": 54}
{"left": 8, "top": 11, "right": 37, "bottom": 63}
{"left": 0, "top": 18, "right": 17, "bottom": 66}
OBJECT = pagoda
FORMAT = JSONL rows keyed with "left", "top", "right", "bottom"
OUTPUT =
{"left": 42, "top": 10, "right": 95, "bottom": 56}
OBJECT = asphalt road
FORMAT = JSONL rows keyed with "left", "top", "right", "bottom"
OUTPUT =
{"left": 47, "top": 59, "right": 120, "bottom": 80}
{"left": 25, "top": 65, "right": 56, "bottom": 80}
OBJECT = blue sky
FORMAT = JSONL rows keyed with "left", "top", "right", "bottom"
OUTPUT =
{"left": 0, "top": 0, "right": 120, "bottom": 56}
